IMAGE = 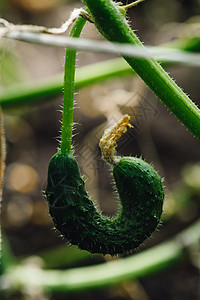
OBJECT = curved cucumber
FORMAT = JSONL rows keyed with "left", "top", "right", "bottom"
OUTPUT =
{"left": 45, "top": 152, "right": 164, "bottom": 255}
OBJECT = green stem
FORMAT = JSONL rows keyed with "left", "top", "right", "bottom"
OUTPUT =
{"left": 0, "top": 38, "right": 199, "bottom": 108}
{"left": 0, "top": 58, "right": 132, "bottom": 108}
{"left": 60, "top": 16, "right": 86, "bottom": 154}
{"left": 4, "top": 219, "right": 200, "bottom": 293}
{"left": 83, "top": 0, "right": 200, "bottom": 140}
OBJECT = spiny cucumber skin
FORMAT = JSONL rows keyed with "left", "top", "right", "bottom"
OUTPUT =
{"left": 45, "top": 152, "right": 164, "bottom": 255}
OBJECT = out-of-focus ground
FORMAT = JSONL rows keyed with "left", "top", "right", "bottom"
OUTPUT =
{"left": 1, "top": 0, "right": 200, "bottom": 299}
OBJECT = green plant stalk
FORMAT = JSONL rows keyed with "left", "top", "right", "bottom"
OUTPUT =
{"left": 82, "top": 0, "right": 200, "bottom": 140}
{"left": 60, "top": 16, "right": 86, "bottom": 154}
{"left": 0, "top": 58, "right": 132, "bottom": 108}
{"left": 4, "top": 219, "right": 200, "bottom": 293}
{"left": 1, "top": 37, "right": 200, "bottom": 108}
{"left": 0, "top": 58, "right": 133, "bottom": 108}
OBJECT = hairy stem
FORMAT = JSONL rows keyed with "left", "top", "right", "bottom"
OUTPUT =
{"left": 83, "top": 0, "right": 200, "bottom": 139}
{"left": 60, "top": 16, "right": 86, "bottom": 154}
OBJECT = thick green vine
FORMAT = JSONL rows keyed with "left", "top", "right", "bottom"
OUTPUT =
{"left": 83, "top": 0, "right": 200, "bottom": 140}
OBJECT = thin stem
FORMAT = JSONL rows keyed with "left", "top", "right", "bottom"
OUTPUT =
{"left": 83, "top": 0, "right": 200, "bottom": 140}
{"left": 60, "top": 16, "right": 86, "bottom": 154}
{"left": 122, "top": 0, "right": 145, "bottom": 10}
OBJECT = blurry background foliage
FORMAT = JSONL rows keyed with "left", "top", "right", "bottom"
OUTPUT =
{"left": 0, "top": 0, "right": 200, "bottom": 299}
